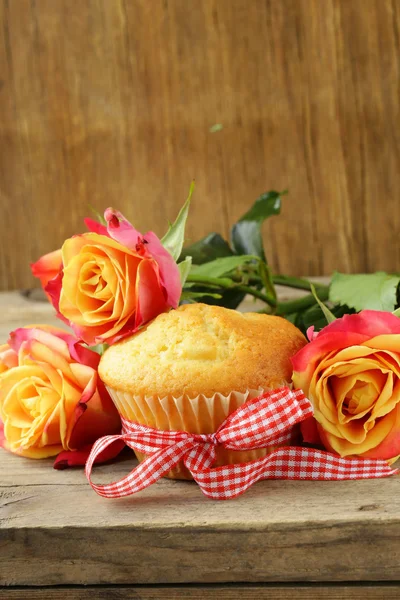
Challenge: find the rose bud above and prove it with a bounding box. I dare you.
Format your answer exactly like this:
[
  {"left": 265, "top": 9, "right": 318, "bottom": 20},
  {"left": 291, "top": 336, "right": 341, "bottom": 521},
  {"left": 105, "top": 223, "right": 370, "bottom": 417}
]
[
  {"left": 0, "top": 326, "right": 121, "bottom": 464},
  {"left": 292, "top": 310, "right": 400, "bottom": 461}
]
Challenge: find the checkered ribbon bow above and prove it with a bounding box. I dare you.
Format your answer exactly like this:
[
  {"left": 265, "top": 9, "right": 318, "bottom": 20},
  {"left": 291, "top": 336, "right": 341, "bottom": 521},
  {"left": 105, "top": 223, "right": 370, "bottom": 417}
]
[{"left": 86, "top": 387, "right": 398, "bottom": 500}]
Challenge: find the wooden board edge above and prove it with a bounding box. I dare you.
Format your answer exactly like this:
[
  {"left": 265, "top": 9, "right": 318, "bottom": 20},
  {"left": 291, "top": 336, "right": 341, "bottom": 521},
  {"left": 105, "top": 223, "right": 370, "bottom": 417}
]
[{"left": 0, "top": 584, "right": 399, "bottom": 599}]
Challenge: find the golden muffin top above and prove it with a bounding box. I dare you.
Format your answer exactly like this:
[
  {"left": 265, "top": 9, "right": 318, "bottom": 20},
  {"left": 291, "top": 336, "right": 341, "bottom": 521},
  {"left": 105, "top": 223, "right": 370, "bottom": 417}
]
[{"left": 99, "top": 303, "right": 306, "bottom": 397}]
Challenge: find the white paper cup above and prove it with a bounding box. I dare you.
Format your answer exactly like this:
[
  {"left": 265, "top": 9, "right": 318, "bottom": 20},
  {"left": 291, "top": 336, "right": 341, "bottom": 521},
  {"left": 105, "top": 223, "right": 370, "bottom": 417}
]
[{"left": 106, "top": 386, "right": 290, "bottom": 480}]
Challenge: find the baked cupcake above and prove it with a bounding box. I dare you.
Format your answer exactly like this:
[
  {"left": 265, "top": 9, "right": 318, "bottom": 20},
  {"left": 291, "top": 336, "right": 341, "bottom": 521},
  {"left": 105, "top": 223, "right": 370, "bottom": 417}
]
[{"left": 99, "top": 303, "right": 306, "bottom": 479}]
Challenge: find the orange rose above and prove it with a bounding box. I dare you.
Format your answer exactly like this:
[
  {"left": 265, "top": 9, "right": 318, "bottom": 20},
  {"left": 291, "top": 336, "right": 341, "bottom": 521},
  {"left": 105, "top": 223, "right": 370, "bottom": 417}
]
[
  {"left": 32, "top": 209, "right": 181, "bottom": 345},
  {"left": 0, "top": 326, "right": 121, "bottom": 465},
  {"left": 292, "top": 311, "right": 400, "bottom": 461}
]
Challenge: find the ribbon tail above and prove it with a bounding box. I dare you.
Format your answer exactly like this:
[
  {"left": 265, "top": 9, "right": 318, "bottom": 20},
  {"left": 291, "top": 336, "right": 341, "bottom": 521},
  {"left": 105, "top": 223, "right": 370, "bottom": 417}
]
[
  {"left": 188, "top": 447, "right": 399, "bottom": 501},
  {"left": 86, "top": 436, "right": 195, "bottom": 498},
  {"left": 259, "top": 447, "right": 399, "bottom": 481},
  {"left": 54, "top": 438, "right": 125, "bottom": 469}
]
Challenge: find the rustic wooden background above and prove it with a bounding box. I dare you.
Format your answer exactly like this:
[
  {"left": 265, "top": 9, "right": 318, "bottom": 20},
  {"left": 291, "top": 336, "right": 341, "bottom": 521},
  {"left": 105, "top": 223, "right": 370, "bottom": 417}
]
[{"left": 1, "top": 0, "right": 399, "bottom": 290}]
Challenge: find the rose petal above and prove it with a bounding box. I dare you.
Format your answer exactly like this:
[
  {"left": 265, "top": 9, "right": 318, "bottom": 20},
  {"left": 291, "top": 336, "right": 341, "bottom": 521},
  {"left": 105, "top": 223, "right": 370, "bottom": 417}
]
[
  {"left": 104, "top": 208, "right": 142, "bottom": 249},
  {"left": 322, "top": 406, "right": 399, "bottom": 457},
  {"left": 363, "top": 334, "right": 400, "bottom": 353},
  {"left": 53, "top": 439, "right": 125, "bottom": 469},
  {"left": 104, "top": 208, "right": 181, "bottom": 308},
  {"left": 360, "top": 402, "right": 400, "bottom": 460},
  {"left": 2, "top": 438, "right": 64, "bottom": 459},
  {"left": 142, "top": 232, "right": 182, "bottom": 308},
  {"left": 292, "top": 331, "right": 369, "bottom": 378},
  {"left": 300, "top": 416, "right": 322, "bottom": 445},
  {"left": 316, "top": 310, "right": 400, "bottom": 338},
  {"left": 135, "top": 258, "right": 169, "bottom": 327},
  {"left": 84, "top": 217, "right": 109, "bottom": 237},
  {"left": 31, "top": 249, "right": 63, "bottom": 290},
  {"left": 306, "top": 326, "right": 318, "bottom": 341},
  {"left": 0, "top": 344, "right": 18, "bottom": 373},
  {"left": 67, "top": 377, "right": 121, "bottom": 450},
  {"left": 45, "top": 271, "right": 70, "bottom": 326},
  {"left": 9, "top": 327, "right": 71, "bottom": 360}
]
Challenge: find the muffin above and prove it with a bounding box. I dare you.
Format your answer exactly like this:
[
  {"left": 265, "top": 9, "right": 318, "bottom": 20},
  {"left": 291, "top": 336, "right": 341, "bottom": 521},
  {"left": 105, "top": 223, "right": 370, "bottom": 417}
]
[{"left": 99, "top": 303, "right": 306, "bottom": 479}]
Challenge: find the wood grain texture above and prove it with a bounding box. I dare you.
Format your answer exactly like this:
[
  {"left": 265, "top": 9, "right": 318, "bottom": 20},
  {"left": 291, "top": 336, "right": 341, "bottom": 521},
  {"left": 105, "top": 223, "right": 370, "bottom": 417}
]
[
  {"left": 0, "top": 0, "right": 400, "bottom": 290},
  {"left": 1, "top": 450, "right": 400, "bottom": 586},
  {"left": 0, "top": 585, "right": 400, "bottom": 599}
]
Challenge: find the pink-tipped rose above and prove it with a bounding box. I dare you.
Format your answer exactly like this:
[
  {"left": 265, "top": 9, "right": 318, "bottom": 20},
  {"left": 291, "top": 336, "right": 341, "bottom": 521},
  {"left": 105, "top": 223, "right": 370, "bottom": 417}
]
[
  {"left": 292, "top": 310, "right": 400, "bottom": 461},
  {"left": 31, "top": 209, "right": 181, "bottom": 345},
  {"left": 0, "top": 326, "right": 121, "bottom": 465}
]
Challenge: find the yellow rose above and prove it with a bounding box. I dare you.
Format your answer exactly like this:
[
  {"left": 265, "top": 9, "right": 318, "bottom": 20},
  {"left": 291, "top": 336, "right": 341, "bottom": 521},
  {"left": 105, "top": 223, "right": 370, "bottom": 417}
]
[{"left": 0, "top": 326, "right": 120, "bottom": 462}]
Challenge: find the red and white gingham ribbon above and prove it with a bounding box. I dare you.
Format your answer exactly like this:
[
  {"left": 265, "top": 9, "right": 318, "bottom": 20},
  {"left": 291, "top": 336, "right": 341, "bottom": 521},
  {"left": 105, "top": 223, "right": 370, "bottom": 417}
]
[{"left": 85, "top": 387, "right": 398, "bottom": 500}]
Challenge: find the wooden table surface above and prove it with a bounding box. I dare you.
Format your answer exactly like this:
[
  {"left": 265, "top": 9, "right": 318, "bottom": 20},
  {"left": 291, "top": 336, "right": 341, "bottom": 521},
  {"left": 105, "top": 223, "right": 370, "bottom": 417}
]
[{"left": 1, "top": 289, "right": 400, "bottom": 599}]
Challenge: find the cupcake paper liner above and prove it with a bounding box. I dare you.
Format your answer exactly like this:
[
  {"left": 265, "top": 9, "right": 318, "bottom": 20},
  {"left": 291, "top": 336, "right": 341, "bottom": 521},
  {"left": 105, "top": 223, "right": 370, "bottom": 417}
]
[{"left": 106, "top": 386, "right": 287, "bottom": 480}]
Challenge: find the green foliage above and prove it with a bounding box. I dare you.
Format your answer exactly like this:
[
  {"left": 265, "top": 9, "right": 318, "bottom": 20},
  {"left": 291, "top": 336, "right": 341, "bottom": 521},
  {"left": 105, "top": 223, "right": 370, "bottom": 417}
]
[
  {"left": 177, "top": 256, "right": 192, "bottom": 286},
  {"left": 181, "top": 291, "right": 223, "bottom": 302},
  {"left": 295, "top": 304, "right": 355, "bottom": 336},
  {"left": 311, "top": 284, "right": 336, "bottom": 324},
  {"left": 190, "top": 255, "right": 257, "bottom": 279},
  {"left": 329, "top": 272, "right": 400, "bottom": 312},
  {"left": 177, "top": 187, "right": 399, "bottom": 330},
  {"left": 87, "top": 343, "right": 109, "bottom": 355},
  {"left": 230, "top": 190, "right": 283, "bottom": 260},
  {"left": 180, "top": 233, "right": 233, "bottom": 264}
]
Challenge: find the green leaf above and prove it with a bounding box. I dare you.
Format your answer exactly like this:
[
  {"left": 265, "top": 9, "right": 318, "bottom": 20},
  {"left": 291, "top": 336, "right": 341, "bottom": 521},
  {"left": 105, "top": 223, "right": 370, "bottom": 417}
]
[
  {"left": 329, "top": 272, "right": 400, "bottom": 312},
  {"left": 184, "top": 287, "right": 246, "bottom": 310},
  {"left": 177, "top": 256, "right": 192, "bottom": 287},
  {"left": 231, "top": 191, "right": 286, "bottom": 262},
  {"left": 294, "top": 304, "right": 354, "bottom": 336},
  {"left": 161, "top": 181, "right": 195, "bottom": 261},
  {"left": 230, "top": 190, "right": 284, "bottom": 260},
  {"left": 180, "top": 233, "right": 233, "bottom": 264},
  {"left": 311, "top": 284, "right": 336, "bottom": 324},
  {"left": 190, "top": 255, "right": 256, "bottom": 279},
  {"left": 393, "top": 306, "right": 400, "bottom": 317}
]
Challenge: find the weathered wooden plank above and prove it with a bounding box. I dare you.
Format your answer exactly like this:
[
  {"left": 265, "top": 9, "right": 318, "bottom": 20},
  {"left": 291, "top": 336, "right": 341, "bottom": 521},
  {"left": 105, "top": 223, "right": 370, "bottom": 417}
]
[
  {"left": 1, "top": 450, "right": 400, "bottom": 586},
  {"left": 0, "top": 292, "right": 64, "bottom": 341},
  {"left": 0, "top": 585, "right": 399, "bottom": 599},
  {"left": 1, "top": 1, "right": 400, "bottom": 290}
]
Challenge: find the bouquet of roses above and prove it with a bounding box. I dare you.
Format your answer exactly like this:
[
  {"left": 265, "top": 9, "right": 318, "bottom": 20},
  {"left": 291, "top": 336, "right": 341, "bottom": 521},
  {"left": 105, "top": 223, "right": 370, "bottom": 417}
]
[{"left": 1, "top": 185, "right": 399, "bottom": 498}]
